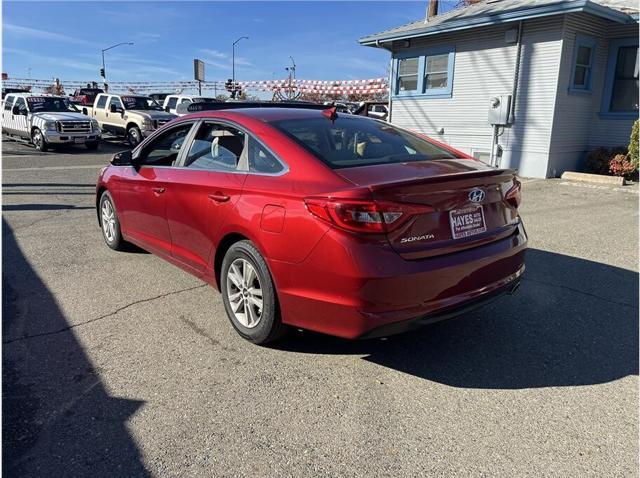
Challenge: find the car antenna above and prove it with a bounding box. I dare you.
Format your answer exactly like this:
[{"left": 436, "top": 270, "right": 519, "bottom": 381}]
[{"left": 322, "top": 106, "right": 338, "bottom": 121}]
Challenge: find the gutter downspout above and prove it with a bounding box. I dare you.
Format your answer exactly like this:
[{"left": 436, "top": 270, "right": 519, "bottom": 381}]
[{"left": 509, "top": 21, "right": 524, "bottom": 124}]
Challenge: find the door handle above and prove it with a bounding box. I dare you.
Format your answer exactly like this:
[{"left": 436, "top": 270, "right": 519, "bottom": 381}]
[
  {"left": 208, "top": 192, "right": 230, "bottom": 203},
  {"left": 152, "top": 187, "right": 166, "bottom": 195}
]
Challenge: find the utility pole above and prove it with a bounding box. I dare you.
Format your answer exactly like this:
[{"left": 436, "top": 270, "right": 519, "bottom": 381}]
[
  {"left": 101, "top": 42, "right": 134, "bottom": 91},
  {"left": 232, "top": 36, "right": 249, "bottom": 96}
]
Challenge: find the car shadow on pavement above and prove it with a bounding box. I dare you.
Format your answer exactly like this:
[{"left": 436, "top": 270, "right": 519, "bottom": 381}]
[
  {"left": 276, "top": 248, "right": 639, "bottom": 389},
  {"left": 2, "top": 219, "right": 149, "bottom": 477}
]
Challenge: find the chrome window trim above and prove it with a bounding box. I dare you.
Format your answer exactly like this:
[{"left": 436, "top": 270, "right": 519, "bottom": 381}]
[{"left": 135, "top": 120, "right": 199, "bottom": 170}]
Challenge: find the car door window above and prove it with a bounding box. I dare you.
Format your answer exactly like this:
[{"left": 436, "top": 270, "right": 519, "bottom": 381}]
[
  {"left": 139, "top": 123, "right": 194, "bottom": 167},
  {"left": 13, "top": 98, "right": 27, "bottom": 114},
  {"left": 109, "top": 96, "right": 123, "bottom": 111},
  {"left": 96, "top": 95, "right": 108, "bottom": 109},
  {"left": 180, "top": 98, "right": 191, "bottom": 105},
  {"left": 184, "top": 122, "right": 246, "bottom": 171},
  {"left": 248, "top": 137, "right": 285, "bottom": 174},
  {"left": 4, "top": 96, "right": 14, "bottom": 110}
]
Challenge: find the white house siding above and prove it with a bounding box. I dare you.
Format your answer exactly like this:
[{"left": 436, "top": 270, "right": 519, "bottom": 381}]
[
  {"left": 389, "top": 17, "right": 564, "bottom": 178},
  {"left": 549, "top": 13, "right": 638, "bottom": 176}
]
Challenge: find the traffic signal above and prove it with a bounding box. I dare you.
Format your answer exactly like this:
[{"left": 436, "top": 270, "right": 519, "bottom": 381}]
[
  {"left": 225, "top": 79, "right": 233, "bottom": 92},
  {"left": 100, "top": 68, "right": 105, "bottom": 78}
]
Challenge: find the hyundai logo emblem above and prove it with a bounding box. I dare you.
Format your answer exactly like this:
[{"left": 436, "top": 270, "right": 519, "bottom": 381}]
[{"left": 468, "top": 188, "right": 485, "bottom": 203}]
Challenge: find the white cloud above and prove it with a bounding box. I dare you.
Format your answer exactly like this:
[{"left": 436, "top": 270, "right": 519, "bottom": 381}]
[
  {"left": 199, "top": 48, "right": 228, "bottom": 60},
  {"left": 4, "top": 23, "right": 98, "bottom": 47}
]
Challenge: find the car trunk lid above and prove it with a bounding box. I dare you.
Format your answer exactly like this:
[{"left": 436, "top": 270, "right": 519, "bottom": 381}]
[{"left": 336, "top": 159, "right": 521, "bottom": 259}]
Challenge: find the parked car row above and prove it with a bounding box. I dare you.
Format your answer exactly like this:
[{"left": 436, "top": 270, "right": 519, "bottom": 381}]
[{"left": 1, "top": 90, "right": 387, "bottom": 152}]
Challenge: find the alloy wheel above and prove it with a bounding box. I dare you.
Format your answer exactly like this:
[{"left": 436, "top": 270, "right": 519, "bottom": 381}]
[
  {"left": 101, "top": 199, "right": 116, "bottom": 243},
  {"left": 226, "top": 258, "right": 263, "bottom": 328}
]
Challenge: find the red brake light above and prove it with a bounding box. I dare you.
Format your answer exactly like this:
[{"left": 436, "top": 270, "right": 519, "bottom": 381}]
[
  {"left": 505, "top": 180, "right": 522, "bottom": 208},
  {"left": 304, "top": 198, "right": 432, "bottom": 234}
]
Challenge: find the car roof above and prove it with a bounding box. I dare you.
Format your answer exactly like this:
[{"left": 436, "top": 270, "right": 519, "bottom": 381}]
[{"left": 183, "top": 107, "right": 361, "bottom": 124}]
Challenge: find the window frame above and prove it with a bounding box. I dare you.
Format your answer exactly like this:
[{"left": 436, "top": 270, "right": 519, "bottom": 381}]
[
  {"left": 392, "top": 45, "right": 455, "bottom": 99},
  {"left": 136, "top": 121, "right": 198, "bottom": 169},
  {"left": 600, "top": 37, "right": 639, "bottom": 119},
  {"left": 175, "top": 119, "right": 289, "bottom": 177},
  {"left": 569, "top": 33, "right": 597, "bottom": 94}
]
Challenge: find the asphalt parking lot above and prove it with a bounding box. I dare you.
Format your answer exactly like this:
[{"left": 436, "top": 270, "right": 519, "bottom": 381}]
[{"left": 2, "top": 138, "right": 638, "bottom": 477}]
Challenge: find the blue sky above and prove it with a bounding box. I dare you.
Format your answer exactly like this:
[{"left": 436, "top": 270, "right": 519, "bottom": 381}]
[{"left": 2, "top": 1, "right": 458, "bottom": 83}]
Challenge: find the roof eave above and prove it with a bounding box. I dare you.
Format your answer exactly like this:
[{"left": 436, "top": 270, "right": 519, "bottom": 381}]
[{"left": 359, "top": 0, "right": 636, "bottom": 47}]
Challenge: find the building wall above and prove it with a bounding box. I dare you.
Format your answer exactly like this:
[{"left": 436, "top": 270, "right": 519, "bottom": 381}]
[
  {"left": 549, "top": 13, "right": 638, "bottom": 177},
  {"left": 389, "top": 17, "right": 565, "bottom": 178}
]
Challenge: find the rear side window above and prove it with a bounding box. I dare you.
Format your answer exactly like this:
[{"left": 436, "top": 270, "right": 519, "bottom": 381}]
[
  {"left": 272, "top": 116, "right": 457, "bottom": 169},
  {"left": 4, "top": 96, "right": 14, "bottom": 110},
  {"left": 184, "top": 122, "right": 246, "bottom": 171},
  {"left": 96, "top": 95, "right": 108, "bottom": 108},
  {"left": 248, "top": 138, "right": 284, "bottom": 174},
  {"left": 166, "top": 97, "right": 178, "bottom": 109}
]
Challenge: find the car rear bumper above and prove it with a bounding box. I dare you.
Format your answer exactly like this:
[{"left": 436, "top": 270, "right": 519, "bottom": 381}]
[{"left": 269, "top": 222, "right": 527, "bottom": 339}]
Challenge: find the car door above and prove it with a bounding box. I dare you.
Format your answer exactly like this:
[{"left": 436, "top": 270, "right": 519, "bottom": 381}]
[
  {"left": 12, "top": 97, "right": 29, "bottom": 138},
  {"left": 93, "top": 94, "right": 108, "bottom": 129},
  {"left": 2, "top": 95, "right": 15, "bottom": 134},
  {"left": 113, "top": 121, "right": 196, "bottom": 256},
  {"left": 165, "top": 120, "right": 248, "bottom": 273},
  {"left": 104, "top": 96, "right": 125, "bottom": 135}
]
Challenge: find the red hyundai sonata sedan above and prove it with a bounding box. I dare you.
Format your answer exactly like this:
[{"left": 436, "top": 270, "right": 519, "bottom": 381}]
[{"left": 96, "top": 105, "right": 526, "bottom": 344}]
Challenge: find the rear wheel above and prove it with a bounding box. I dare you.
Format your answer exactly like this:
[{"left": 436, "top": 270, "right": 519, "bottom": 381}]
[
  {"left": 127, "top": 126, "right": 142, "bottom": 147},
  {"left": 99, "top": 191, "right": 126, "bottom": 251},
  {"left": 31, "top": 128, "right": 49, "bottom": 152},
  {"left": 221, "top": 240, "right": 287, "bottom": 344}
]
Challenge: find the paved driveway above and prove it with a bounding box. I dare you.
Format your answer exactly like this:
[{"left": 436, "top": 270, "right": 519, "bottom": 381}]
[{"left": 3, "top": 140, "right": 638, "bottom": 477}]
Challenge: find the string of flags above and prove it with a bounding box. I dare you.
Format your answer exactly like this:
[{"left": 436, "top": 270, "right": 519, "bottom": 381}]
[{"left": 2, "top": 77, "right": 389, "bottom": 95}]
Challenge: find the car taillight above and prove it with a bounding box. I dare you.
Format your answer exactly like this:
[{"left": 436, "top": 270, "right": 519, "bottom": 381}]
[
  {"left": 505, "top": 180, "right": 522, "bottom": 208},
  {"left": 304, "top": 198, "right": 432, "bottom": 234}
]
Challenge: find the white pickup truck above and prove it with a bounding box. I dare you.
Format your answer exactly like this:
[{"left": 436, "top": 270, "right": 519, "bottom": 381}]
[
  {"left": 163, "top": 95, "right": 219, "bottom": 116},
  {"left": 79, "top": 93, "right": 177, "bottom": 146},
  {"left": 2, "top": 94, "right": 101, "bottom": 151}
]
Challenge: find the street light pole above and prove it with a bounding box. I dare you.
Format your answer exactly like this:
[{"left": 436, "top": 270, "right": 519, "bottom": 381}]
[
  {"left": 232, "top": 36, "right": 249, "bottom": 96},
  {"left": 101, "top": 42, "right": 134, "bottom": 91}
]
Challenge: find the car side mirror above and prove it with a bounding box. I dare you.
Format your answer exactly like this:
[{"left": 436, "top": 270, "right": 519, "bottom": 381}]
[
  {"left": 11, "top": 105, "right": 20, "bottom": 115},
  {"left": 111, "top": 150, "right": 133, "bottom": 166},
  {"left": 110, "top": 104, "right": 118, "bottom": 113},
  {"left": 164, "top": 106, "right": 170, "bottom": 112}
]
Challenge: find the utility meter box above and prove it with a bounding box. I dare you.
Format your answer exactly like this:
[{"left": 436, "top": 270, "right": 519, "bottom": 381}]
[{"left": 488, "top": 94, "right": 512, "bottom": 125}]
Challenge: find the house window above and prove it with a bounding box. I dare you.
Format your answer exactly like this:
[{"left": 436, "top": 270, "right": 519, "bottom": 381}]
[
  {"left": 397, "top": 57, "right": 419, "bottom": 93},
  {"left": 425, "top": 53, "right": 449, "bottom": 90},
  {"left": 394, "top": 46, "right": 455, "bottom": 99},
  {"left": 610, "top": 46, "right": 639, "bottom": 112},
  {"left": 570, "top": 34, "right": 596, "bottom": 92},
  {"left": 601, "top": 38, "right": 639, "bottom": 117}
]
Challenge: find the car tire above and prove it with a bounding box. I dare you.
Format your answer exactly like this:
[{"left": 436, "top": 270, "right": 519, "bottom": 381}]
[
  {"left": 127, "top": 126, "right": 142, "bottom": 147},
  {"left": 99, "top": 191, "right": 126, "bottom": 251},
  {"left": 221, "top": 240, "right": 288, "bottom": 344},
  {"left": 31, "top": 128, "right": 49, "bottom": 152},
  {"left": 85, "top": 141, "right": 99, "bottom": 151}
]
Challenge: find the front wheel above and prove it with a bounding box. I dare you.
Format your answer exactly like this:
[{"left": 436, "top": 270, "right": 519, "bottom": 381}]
[
  {"left": 31, "top": 128, "right": 49, "bottom": 152},
  {"left": 221, "top": 240, "right": 287, "bottom": 344},
  {"left": 127, "top": 126, "right": 142, "bottom": 147},
  {"left": 99, "top": 191, "right": 126, "bottom": 251}
]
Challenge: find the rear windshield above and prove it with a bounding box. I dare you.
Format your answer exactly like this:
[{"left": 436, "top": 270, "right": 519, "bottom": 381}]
[{"left": 271, "top": 116, "right": 457, "bottom": 169}]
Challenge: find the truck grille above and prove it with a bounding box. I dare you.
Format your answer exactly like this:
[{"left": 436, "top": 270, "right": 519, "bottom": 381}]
[{"left": 57, "top": 121, "right": 91, "bottom": 133}]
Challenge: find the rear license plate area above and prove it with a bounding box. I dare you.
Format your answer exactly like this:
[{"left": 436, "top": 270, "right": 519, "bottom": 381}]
[{"left": 449, "top": 205, "right": 487, "bottom": 239}]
